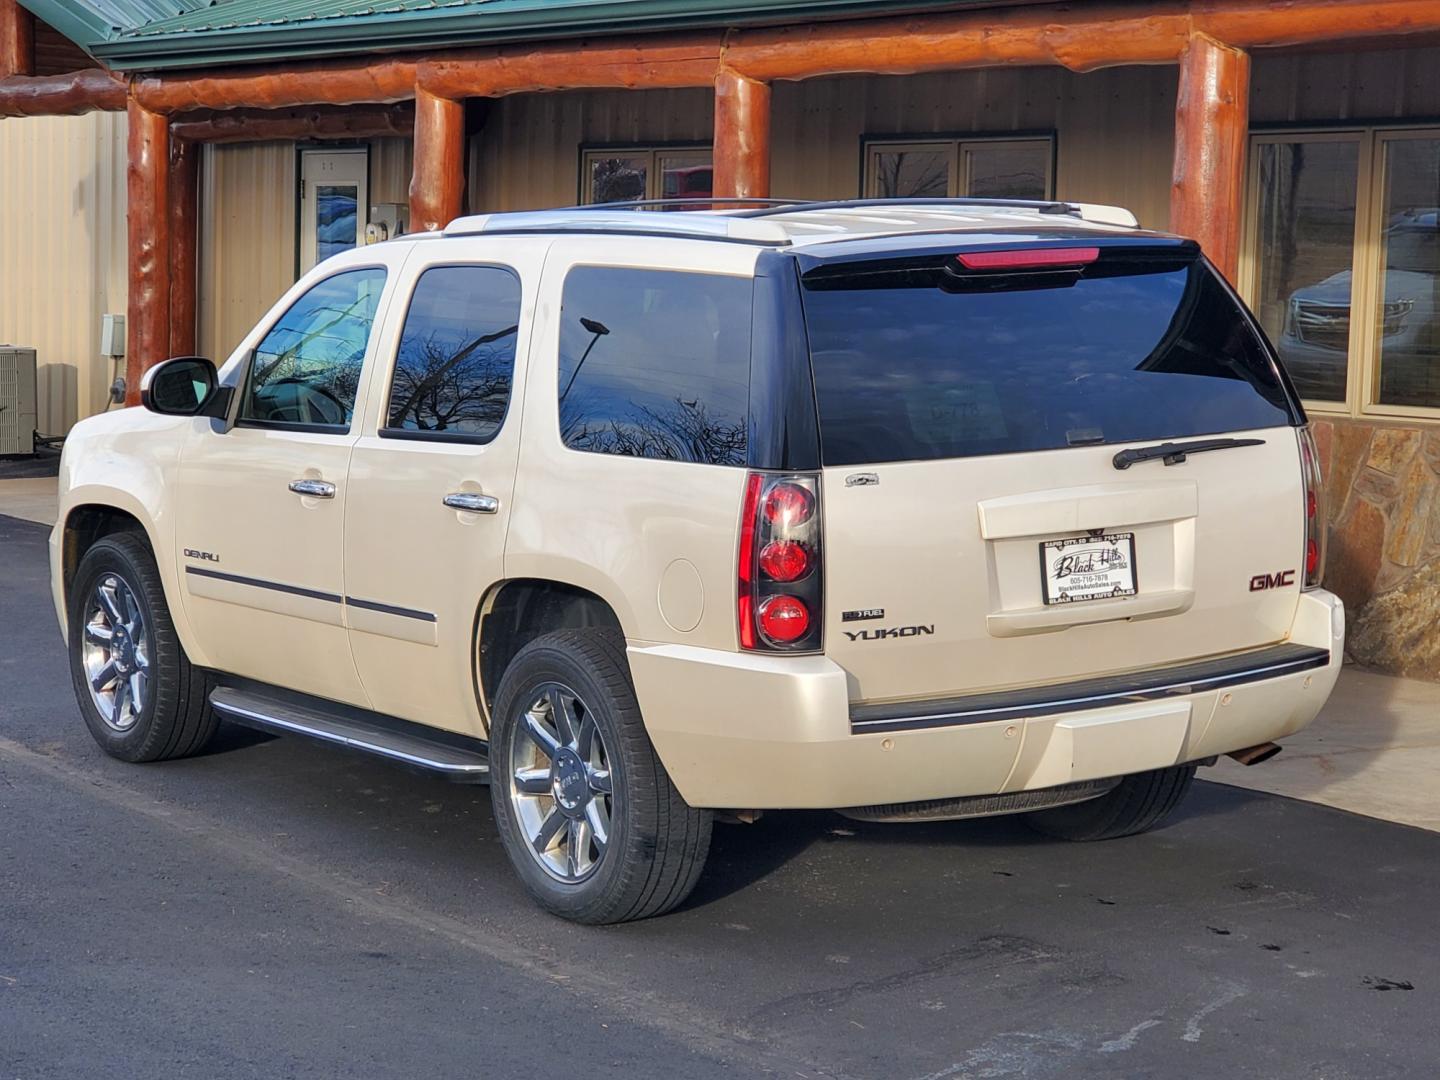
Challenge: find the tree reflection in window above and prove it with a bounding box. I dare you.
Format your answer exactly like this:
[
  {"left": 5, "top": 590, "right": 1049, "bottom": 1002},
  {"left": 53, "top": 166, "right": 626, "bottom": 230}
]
[
  {"left": 385, "top": 266, "right": 521, "bottom": 440},
  {"left": 558, "top": 267, "right": 752, "bottom": 467}
]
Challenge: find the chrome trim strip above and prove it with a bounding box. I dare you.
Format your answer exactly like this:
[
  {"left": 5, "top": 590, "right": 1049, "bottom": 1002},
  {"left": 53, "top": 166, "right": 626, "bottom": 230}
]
[
  {"left": 344, "top": 596, "right": 438, "bottom": 623},
  {"left": 851, "top": 646, "right": 1330, "bottom": 735},
  {"left": 210, "top": 697, "right": 489, "bottom": 777},
  {"left": 184, "top": 565, "right": 342, "bottom": 605}
]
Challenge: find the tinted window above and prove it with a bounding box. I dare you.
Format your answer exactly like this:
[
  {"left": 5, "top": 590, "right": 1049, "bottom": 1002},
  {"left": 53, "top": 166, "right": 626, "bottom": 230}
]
[
  {"left": 241, "top": 268, "right": 387, "bottom": 429},
  {"left": 558, "top": 267, "right": 751, "bottom": 466},
  {"left": 385, "top": 266, "right": 522, "bottom": 440},
  {"left": 802, "top": 254, "right": 1295, "bottom": 466}
]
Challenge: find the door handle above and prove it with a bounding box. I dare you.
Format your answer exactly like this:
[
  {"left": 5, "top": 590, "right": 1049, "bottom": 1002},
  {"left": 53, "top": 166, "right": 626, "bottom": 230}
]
[
  {"left": 443, "top": 492, "right": 499, "bottom": 514},
  {"left": 289, "top": 479, "right": 336, "bottom": 499}
]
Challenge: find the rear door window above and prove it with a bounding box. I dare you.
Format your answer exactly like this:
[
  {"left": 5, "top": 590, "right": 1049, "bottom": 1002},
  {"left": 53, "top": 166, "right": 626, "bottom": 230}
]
[
  {"left": 800, "top": 252, "right": 1297, "bottom": 467},
  {"left": 557, "top": 266, "right": 752, "bottom": 467}
]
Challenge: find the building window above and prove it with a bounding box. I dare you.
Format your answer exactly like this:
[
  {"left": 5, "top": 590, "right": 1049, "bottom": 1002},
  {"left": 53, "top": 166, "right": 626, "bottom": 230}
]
[
  {"left": 863, "top": 137, "right": 1054, "bottom": 201},
  {"left": 581, "top": 147, "right": 713, "bottom": 205},
  {"left": 1245, "top": 127, "right": 1440, "bottom": 417}
]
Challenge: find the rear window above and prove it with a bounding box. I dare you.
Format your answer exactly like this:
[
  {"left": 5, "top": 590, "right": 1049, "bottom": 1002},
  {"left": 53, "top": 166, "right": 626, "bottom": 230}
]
[{"left": 800, "top": 252, "right": 1296, "bottom": 466}]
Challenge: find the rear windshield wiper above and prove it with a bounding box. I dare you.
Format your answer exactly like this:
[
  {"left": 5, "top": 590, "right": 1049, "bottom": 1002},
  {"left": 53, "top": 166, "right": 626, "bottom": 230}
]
[{"left": 1112, "top": 437, "right": 1265, "bottom": 470}]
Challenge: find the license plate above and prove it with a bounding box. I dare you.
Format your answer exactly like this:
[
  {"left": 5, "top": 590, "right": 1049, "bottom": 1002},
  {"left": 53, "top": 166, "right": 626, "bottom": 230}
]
[{"left": 1040, "top": 532, "right": 1137, "bottom": 606}]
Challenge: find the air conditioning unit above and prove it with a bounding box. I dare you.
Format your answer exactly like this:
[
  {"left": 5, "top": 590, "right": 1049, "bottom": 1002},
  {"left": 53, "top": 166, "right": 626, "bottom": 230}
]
[{"left": 0, "top": 346, "right": 38, "bottom": 456}]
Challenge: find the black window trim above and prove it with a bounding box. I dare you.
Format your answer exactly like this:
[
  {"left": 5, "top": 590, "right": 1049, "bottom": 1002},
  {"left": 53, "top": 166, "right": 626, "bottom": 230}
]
[
  {"left": 235, "top": 263, "right": 390, "bottom": 437},
  {"left": 556, "top": 261, "right": 756, "bottom": 469},
  {"left": 377, "top": 260, "right": 524, "bottom": 447}
]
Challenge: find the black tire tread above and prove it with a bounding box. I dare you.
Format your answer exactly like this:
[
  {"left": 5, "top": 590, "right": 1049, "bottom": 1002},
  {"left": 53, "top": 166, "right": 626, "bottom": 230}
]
[
  {"left": 1022, "top": 765, "right": 1196, "bottom": 842},
  {"left": 69, "top": 530, "right": 218, "bottom": 763}
]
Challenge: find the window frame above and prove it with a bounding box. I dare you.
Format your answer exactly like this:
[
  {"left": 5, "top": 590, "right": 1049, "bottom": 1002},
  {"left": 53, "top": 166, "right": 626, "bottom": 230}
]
[
  {"left": 578, "top": 142, "right": 714, "bottom": 205},
  {"left": 1241, "top": 122, "right": 1440, "bottom": 422},
  {"left": 377, "top": 261, "right": 525, "bottom": 446},
  {"left": 860, "top": 132, "right": 1057, "bottom": 201},
  {"left": 235, "top": 264, "right": 390, "bottom": 436}
]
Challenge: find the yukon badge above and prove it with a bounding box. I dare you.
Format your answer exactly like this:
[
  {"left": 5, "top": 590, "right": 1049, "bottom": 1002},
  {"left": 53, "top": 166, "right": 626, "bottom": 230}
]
[
  {"left": 844, "top": 625, "right": 935, "bottom": 641},
  {"left": 1249, "top": 569, "right": 1296, "bottom": 592}
]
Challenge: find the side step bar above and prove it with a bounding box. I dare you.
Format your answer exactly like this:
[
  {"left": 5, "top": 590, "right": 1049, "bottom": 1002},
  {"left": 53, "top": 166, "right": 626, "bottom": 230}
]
[{"left": 210, "top": 685, "right": 491, "bottom": 784}]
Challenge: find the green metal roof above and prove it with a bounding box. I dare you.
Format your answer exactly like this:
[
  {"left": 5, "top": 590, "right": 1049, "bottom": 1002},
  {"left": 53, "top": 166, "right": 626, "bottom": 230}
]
[{"left": 21, "top": 0, "right": 997, "bottom": 72}]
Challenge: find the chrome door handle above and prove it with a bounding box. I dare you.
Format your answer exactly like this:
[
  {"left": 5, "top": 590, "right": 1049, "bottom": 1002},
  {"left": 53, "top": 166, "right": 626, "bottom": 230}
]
[
  {"left": 288, "top": 479, "right": 336, "bottom": 499},
  {"left": 443, "top": 492, "right": 499, "bottom": 514}
]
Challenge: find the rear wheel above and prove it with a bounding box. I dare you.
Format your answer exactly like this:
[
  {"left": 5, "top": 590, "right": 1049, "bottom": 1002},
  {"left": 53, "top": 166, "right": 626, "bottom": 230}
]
[
  {"left": 489, "top": 629, "right": 712, "bottom": 924},
  {"left": 1021, "top": 765, "right": 1196, "bottom": 841},
  {"left": 68, "top": 532, "right": 217, "bottom": 763}
]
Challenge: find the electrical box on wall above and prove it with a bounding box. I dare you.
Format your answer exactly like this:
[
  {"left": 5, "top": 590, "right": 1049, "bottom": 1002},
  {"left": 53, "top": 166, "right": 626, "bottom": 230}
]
[
  {"left": 0, "top": 347, "right": 38, "bottom": 455},
  {"left": 100, "top": 313, "right": 126, "bottom": 357},
  {"left": 365, "top": 203, "right": 410, "bottom": 244}
]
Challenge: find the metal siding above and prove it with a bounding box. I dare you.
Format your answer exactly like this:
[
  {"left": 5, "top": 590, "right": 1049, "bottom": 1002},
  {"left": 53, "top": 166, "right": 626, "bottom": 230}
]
[
  {"left": 0, "top": 111, "right": 128, "bottom": 435},
  {"left": 1252, "top": 45, "right": 1440, "bottom": 123}
]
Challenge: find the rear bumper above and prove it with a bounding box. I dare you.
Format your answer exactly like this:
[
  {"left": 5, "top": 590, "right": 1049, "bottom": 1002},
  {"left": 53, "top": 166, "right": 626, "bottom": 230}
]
[{"left": 630, "top": 589, "right": 1345, "bottom": 810}]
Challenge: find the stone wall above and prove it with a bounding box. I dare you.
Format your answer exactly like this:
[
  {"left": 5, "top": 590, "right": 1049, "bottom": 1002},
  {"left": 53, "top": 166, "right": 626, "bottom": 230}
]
[{"left": 1312, "top": 418, "right": 1440, "bottom": 680}]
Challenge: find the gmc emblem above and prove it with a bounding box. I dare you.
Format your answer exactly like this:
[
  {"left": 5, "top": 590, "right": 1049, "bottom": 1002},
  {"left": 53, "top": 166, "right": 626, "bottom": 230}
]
[{"left": 1249, "top": 570, "right": 1296, "bottom": 592}]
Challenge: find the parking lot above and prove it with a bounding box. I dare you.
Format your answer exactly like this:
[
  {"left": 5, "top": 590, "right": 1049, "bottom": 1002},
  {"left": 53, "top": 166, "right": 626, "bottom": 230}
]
[{"left": 2, "top": 511, "right": 1436, "bottom": 1079}]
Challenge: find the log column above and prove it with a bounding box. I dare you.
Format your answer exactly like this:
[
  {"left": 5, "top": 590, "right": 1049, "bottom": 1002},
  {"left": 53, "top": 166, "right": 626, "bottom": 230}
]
[
  {"left": 126, "top": 97, "right": 171, "bottom": 404},
  {"left": 0, "top": 0, "right": 34, "bottom": 79},
  {"left": 410, "top": 85, "right": 465, "bottom": 232},
  {"left": 168, "top": 135, "right": 200, "bottom": 358},
  {"left": 712, "top": 70, "right": 770, "bottom": 200},
  {"left": 1170, "top": 33, "right": 1250, "bottom": 282}
]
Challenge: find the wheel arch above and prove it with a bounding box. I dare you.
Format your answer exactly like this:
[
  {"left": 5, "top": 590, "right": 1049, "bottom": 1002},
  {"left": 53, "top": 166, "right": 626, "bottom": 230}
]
[{"left": 476, "top": 578, "right": 625, "bottom": 720}]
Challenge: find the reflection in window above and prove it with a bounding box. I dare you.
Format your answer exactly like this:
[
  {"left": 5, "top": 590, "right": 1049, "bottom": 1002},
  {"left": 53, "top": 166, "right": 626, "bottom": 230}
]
[
  {"left": 1374, "top": 138, "right": 1440, "bottom": 409},
  {"left": 865, "top": 138, "right": 1052, "bottom": 201},
  {"left": 584, "top": 147, "right": 713, "bottom": 205},
  {"left": 558, "top": 267, "right": 752, "bottom": 466},
  {"left": 1252, "top": 139, "right": 1359, "bottom": 403},
  {"left": 316, "top": 185, "right": 360, "bottom": 261},
  {"left": 385, "top": 266, "right": 521, "bottom": 440},
  {"left": 242, "top": 268, "right": 387, "bottom": 428}
]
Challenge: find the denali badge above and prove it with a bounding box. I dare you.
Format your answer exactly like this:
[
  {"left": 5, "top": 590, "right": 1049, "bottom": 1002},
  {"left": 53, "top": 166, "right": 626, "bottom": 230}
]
[
  {"left": 844, "top": 625, "right": 934, "bottom": 641},
  {"left": 1249, "top": 570, "right": 1296, "bottom": 592},
  {"left": 842, "top": 608, "right": 885, "bottom": 623},
  {"left": 183, "top": 548, "right": 221, "bottom": 563}
]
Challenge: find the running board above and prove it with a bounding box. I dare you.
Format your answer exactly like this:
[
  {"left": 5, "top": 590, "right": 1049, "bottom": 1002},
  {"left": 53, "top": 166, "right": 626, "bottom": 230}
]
[{"left": 209, "top": 684, "right": 491, "bottom": 783}]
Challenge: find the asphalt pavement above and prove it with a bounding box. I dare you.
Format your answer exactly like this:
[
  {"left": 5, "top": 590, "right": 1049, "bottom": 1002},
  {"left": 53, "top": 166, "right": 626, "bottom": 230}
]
[{"left": 2, "top": 512, "right": 1437, "bottom": 1079}]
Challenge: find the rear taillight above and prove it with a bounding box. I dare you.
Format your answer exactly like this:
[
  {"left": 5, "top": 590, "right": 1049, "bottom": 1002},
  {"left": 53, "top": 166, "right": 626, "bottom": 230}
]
[
  {"left": 738, "top": 472, "right": 823, "bottom": 652},
  {"left": 1298, "top": 426, "right": 1326, "bottom": 590}
]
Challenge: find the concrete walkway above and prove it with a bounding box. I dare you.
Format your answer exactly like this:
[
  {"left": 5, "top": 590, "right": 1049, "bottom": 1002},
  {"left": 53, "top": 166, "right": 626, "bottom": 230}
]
[
  {"left": 2, "top": 479, "right": 1434, "bottom": 832},
  {"left": 0, "top": 476, "right": 57, "bottom": 526}
]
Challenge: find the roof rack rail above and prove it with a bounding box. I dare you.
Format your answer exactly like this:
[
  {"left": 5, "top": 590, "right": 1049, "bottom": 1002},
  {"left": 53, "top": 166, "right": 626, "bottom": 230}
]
[
  {"left": 729, "top": 196, "right": 1080, "bottom": 218},
  {"left": 584, "top": 197, "right": 806, "bottom": 210},
  {"left": 443, "top": 208, "right": 793, "bottom": 244}
]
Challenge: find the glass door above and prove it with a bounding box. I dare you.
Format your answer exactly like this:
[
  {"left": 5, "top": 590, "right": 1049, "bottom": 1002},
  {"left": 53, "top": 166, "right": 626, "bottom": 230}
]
[{"left": 300, "top": 149, "right": 369, "bottom": 273}]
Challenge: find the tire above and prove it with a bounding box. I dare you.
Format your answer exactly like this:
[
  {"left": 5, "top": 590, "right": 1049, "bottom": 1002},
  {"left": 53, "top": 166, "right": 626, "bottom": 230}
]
[
  {"left": 1021, "top": 765, "right": 1196, "bottom": 842},
  {"left": 488, "top": 628, "right": 712, "bottom": 924},
  {"left": 67, "top": 531, "right": 218, "bottom": 763}
]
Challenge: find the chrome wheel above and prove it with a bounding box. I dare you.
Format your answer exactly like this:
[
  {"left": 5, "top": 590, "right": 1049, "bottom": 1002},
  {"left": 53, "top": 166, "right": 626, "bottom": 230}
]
[
  {"left": 81, "top": 573, "right": 150, "bottom": 732},
  {"left": 508, "top": 683, "right": 613, "bottom": 883}
]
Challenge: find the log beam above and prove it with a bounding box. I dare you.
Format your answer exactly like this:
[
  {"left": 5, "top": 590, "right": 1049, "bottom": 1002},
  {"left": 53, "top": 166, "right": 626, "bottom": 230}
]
[
  {"left": 0, "top": 0, "right": 34, "bottom": 78},
  {"left": 125, "top": 97, "right": 171, "bottom": 404},
  {"left": 170, "top": 102, "right": 413, "bottom": 143},
  {"left": 1170, "top": 33, "right": 1250, "bottom": 281},
  {"left": 0, "top": 69, "right": 126, "bottom": 116},
  {"left": 712, "top": 70, "right": 770, "bottom": 200},
  {"left": 168, "top": 133, "right": 199, "bottom": 358},
  {"left": 410, "top": 86, "right": 465, "bottom": 232}
]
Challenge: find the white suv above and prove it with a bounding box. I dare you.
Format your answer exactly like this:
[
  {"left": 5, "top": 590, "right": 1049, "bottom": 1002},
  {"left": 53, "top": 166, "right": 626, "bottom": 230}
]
[{"left": 51, "top": 199, "right": 1344, "bottom": 923}]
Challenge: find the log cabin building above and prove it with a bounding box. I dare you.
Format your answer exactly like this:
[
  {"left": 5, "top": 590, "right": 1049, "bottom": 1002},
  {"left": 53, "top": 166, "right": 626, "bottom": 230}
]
[{"left": 1, "top": 0, "right": 1437, "bottom": 677}]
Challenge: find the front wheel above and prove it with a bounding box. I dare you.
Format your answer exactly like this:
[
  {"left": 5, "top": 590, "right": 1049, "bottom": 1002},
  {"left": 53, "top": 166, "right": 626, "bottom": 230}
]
[
  {"left": 488, "top": 629, "right": 712, "bottom": 924},
  {"left": 1021, "top": 765, "right": 1196, "bottom": 841}
]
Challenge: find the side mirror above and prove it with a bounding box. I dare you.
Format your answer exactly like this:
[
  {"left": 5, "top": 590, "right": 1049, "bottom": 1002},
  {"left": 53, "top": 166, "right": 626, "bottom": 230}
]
[{"left": 140, "top": 356, "right": 220, "bottom": 416}]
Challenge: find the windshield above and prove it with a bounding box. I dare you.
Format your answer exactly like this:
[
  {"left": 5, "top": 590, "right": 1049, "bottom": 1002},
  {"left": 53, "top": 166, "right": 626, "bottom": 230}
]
[{"left": 800, "top": 251, "right": 1297, "bottom": 466}]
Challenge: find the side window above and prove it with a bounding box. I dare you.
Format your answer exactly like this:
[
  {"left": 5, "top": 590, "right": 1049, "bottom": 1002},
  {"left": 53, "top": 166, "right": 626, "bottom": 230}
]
[
  {"left": 241, "top": 268, "right": 387, "bottom": 430},
  {"left": 558, "top": 267, "right": 752, "bottom": 467},
  {"left": 383, "top": 266, "right": 522, "bottom": 441}
]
